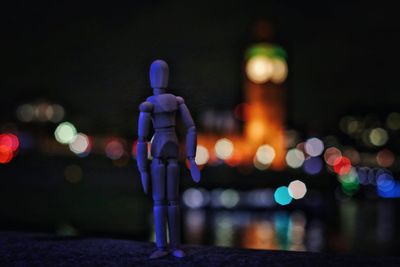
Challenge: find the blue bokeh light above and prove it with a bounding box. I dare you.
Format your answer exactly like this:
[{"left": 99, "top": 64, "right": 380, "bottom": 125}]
[
  {"left": 274, "top": 186, "right": 293, "bottom": 206},
  {"left": 303, "top": 157, "right": 323, "bottom": 175},
  {"left": 378, "top": 181, "right": 400, "bottom": 198},
  {"left": 377, "top": 173, "right": 395, "bottom": 192}
]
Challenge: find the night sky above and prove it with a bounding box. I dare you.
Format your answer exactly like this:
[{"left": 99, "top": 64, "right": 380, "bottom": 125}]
[{"left": 2, "top": 0, "right": 400, "bottom": 135}]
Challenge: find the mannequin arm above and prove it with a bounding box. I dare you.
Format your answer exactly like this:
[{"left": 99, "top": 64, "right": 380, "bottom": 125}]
[
  {"left": 137, "top": 101, "right": 153, "bottom": 194},
  {"left": 177, "top": 96, "right": 200, "bottom": 182}
]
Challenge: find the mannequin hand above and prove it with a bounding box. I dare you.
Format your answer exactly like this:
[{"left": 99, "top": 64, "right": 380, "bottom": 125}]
[
  {"left": 188, "top": 157, "right": 201, "bottom": 183},
  {"left": 140, "top": 171, "right": 149, "bottom": 194}
]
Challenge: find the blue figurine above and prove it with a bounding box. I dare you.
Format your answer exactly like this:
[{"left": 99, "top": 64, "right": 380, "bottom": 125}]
[{"left": 136, "top": 59, "right": 201, "bottom": 259}]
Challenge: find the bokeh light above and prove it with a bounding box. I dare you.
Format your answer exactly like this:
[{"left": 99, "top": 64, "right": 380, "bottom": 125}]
[
  {"left": 376, "top": 173, "right": 395, "bottom": 193},
  {"left": 271, "top": 58, "right": 288, "bottom": 83},
  {"left": 355, "top": 167, "right": 370, "bottom": 185},
  {"left": 69, "top": 133, "right": 91, "bottom": 157},
  {"left": 303, "top": 157, "right": 323, "bottom": 175},
  {"left": 343, "top": 147, "right": 360, "bottom": 165},
  {"left": 246, "top": 55, "right": 274, "bottom": 84},
  {"left": 333, "top": 156, "right": 352, "bottom": 175},
  {"left": 340, "top": 116, "right": 363, "bottom": 135},
  {"left": 339, "top": 167, "right": 359, "bottom": 196},
  {"left": 0, "top": 145, "right": 13, "bottom": 164},
  {"left": 195, "top": 145, "right": 209, "bottom": 165},
  {"left": 386, "top": 112, "right": 400, "bottom": 130},
  {"left": 376, "top": 149, "right": 395, "bottom": 168},
  {"left": 131, "top": 140, "right": 138, "bottom": 158},
  {"left": 220, "top": 189, "right": 240, "bottom": 208},
  {"left": 253, "top": 156, "right": 270, "bottom": 170},
  {"left": 16, "top": 104, "right": 35, "bottom": 122},
  {"left": 285, "top": 148, "right": 305, "bottom": 168},
  {"left": 34, "top": 103, "right": 49, "bottom": 122},
  {"left": 369, "top": 128, "right": 388, "bottom": 146},
  {"left": 214, "top": 213, "right": 234, "bottom": 247},
  {"left": 17, "top": 103, "right": 65, "bottom": 123},
  {"left": 48, "top": 104, "right": 65, "bottom": 123},
  {"left": 305, "top": 137, "right": 324, "bottom": 157},
  {"left": 183, "top": 188, "right": 207, "bottom": 209},
  {"left": 215, "top": 138, "right": 234, "bottom": 160},
  {"left": 274, "top": 186, "right": 292, "bottom": 206},
  {"left": 288, "top": 180, "right": 307, "bottom": 199},
  {"left": 105, "top": 139, "right": 125, "bottom": 160},
  {"left": 377, "top": 180, "right": 400, "bottom": 198},
  {"left": 0, "top": 133, "right": 19, "bottom": 152},
  {"left": 0, "top": 133, "right": 19, "bottom": 164},
  {"left": 54, "top": 122, "right": 77, "bottom": 144},
  {"left": 245, "top": 189, "right": 275, "bottom": 208},
  {"left": 324, "top": 147, "right": 342, "bottom": 166},
  {"left": 255, "top": 144, "right": 275, "bottom": 165}
]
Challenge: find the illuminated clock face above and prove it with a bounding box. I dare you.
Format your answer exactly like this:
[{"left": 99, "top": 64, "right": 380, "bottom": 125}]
[
  {"left": 246, "top": 55, "right": 274, "bottom": 84},
  {"left": 246, "top": 55, "right": 288, "bottom": 84}
]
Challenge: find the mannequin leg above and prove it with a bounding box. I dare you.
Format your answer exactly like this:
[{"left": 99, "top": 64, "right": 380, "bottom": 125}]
[
  {"left": 149, "top": 158, "right": 169, "bottom": 259},
  {"left": 166, "top": 158, "right": 185, "bottom": 257}
]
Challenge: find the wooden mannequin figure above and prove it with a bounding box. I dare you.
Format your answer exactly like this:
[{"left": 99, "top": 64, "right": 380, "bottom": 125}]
[{"left": 136, "top": 59, "right": 201, "bottom": 259}]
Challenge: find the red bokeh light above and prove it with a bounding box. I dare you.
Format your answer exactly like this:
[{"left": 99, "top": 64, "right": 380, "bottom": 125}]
[
  {"left": 333, "top": 156, "right": 352, "bottom": 175},
  {"left": 105, "top": 138, "right": 125, "bottom": 160},
  {"left": 0, "top": 145, "right": 13, "bottom": 164},
  {"left": 0, "top": 133, "right": 19, "bottom": 164},
  {"left": 131, "top": 140, "right": 138, "bottom": 158},
  {"left": 376, "top": 149, "right": 395, "bottom": 168},
  {"left": 0, "top": 133, "right": 19, "bottom": 152}
]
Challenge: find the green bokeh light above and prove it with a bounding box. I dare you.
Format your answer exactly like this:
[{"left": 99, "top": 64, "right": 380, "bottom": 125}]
[
  {"left": 339, "top": 171, "right": 360, "bottom": 196},
  {"left": 54, "top": 122, "right": 77, "bottom": 144},
  {"left": 220, "top": 189, "right": 240, "bottom": 208}
]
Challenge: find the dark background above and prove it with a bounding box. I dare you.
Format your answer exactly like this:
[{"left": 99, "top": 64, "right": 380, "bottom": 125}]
[
  {"left": 2, "top": 1, "right": 400, "bottom": 133},
  {"left": 1, "top": 0, "right": 400, "bottom": 258}
]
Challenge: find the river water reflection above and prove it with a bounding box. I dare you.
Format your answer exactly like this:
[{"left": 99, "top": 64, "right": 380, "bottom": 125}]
[{"left": 176, "top": 199, "right": 400, "bottom": 256}]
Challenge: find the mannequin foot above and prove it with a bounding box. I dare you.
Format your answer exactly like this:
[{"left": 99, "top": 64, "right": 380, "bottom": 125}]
[
  {"left": 171, "top": 248, "right": 185, "bottom": 258},
  {"left": 149, "top": 248, "right": 169, "bottom": 259}
]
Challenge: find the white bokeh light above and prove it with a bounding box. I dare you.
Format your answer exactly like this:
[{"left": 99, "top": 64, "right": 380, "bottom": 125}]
[
  {"left": 305, "top": 137, "right": 324, "bottom": 157},
  {"left": 215, "top": 138, "right": 234, "bottom": 160},
  {"left": 195, "top": 145, "right": 209, "bottom": 165},
  {"left": 183, "top": 188, "right": 205, "bottom": 209},
  {"left": 369, "top": 128, "right": 388, "bottom": 146},
  {"left": 255, "top": 144, "right": 276, "bottom": 165},
  {"left": 69, "top": 133, "right": 91, "bottom": 156},
  {"left": 288, "top": 180, "right": 307, "bottom": 199},
  {"left": 285, "top": 148, "right": 305, "bottom": 168}
]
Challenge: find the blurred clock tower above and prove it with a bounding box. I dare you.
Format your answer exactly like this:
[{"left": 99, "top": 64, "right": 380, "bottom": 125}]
[{"left": 243, "top": 20, "right": 288, "bottom": 170}]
